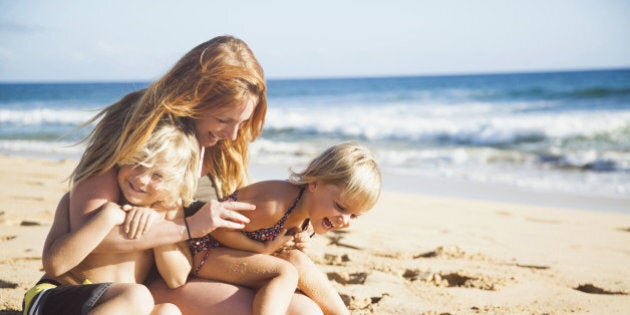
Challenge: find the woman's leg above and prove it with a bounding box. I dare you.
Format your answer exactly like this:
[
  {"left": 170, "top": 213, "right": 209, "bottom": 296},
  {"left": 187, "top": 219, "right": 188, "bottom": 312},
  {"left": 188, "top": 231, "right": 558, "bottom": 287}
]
[
  {"left": 192, "top": 248, "right": 298, "bottom": 315},
  {"left": 149, "top": 277, "right": 323, "bottom": 315},
  {"left": 91, "top": 283, "right": 154, "bottom": 315}
]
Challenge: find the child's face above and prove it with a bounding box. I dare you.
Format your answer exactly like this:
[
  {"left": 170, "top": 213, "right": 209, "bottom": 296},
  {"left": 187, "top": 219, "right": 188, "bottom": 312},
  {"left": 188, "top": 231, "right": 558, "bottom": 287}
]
[
  {"left": 117, "top": 163, "right": 171, "bottom": 207},
  {"left": 307, "top": 182, "right": 368, "bottom": 235}
]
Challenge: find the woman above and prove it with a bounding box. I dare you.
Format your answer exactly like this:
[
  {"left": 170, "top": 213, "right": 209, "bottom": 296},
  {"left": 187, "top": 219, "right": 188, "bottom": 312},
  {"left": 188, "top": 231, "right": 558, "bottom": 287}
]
[{"left": 45, "top": 35, "right": 322, "bottom": 314}]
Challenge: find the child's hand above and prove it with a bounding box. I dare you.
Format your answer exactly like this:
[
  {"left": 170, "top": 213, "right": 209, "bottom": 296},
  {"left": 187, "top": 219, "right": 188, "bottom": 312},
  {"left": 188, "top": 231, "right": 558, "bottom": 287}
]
[
  {"left": 289, "top": 227, "right": 313, "bottom": 253},
  {"left": 122, "top": 205, "right": 160, "bottom": 239},
  {"left": 264, "top": 229, "right": 294, "bottom": 255},
  {"left": 102, "top": 202, "right": 127, "bottom": 226},
  {"left": 280, "top": 221, "right": 314, "bottom": 253}
]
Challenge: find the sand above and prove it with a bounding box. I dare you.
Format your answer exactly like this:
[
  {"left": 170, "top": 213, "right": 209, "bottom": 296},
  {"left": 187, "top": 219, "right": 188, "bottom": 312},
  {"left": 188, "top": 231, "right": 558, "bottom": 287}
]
[{"left": 1, "top": 155, "right": 629, "bottom": 314}]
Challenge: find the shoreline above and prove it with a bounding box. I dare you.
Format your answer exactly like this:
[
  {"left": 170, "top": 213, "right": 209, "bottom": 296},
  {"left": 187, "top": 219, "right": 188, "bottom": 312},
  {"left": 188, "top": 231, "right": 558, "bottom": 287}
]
[
  {"left": 2, "top": 150, "right": 628, "bottom": 215},
  {"left": 1, "top": 155, "right": 629, "bottom": 314},
  {"left": 250, "top": 163, "right": 630, "bottom": 215}
]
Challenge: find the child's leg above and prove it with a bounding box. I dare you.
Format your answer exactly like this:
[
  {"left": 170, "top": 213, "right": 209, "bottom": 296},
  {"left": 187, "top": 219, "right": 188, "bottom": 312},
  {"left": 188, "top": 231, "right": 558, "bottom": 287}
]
[
  {"left": 194, "top": 247, "right": 299, "bottom": 315},
  {"left": 278, "top": 250, "right": 349, "bottom": 315}
]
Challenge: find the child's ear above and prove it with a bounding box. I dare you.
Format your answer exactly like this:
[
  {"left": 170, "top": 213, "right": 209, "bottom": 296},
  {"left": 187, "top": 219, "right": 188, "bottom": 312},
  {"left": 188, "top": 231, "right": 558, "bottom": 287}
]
[{"left": 308, "top": 181, "right": 318, "bottom": 192}]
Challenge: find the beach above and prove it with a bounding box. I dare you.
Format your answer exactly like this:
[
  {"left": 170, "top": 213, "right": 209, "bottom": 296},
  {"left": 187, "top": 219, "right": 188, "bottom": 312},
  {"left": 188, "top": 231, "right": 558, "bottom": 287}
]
[{"left": 1, "top": 155, "right": 628, "bottom": 314}]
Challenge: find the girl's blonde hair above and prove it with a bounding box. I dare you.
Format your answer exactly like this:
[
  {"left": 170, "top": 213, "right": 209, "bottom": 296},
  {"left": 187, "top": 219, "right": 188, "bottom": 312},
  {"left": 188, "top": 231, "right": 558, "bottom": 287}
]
[
  {"left": 71, "top": 35, "right": 267, "bottom": 198},
  {"left": 118, "top": 124, "right": 200, "bottom": 208},
  {"left": 289, "top": 142, "right": 382, "bottom": 211}
]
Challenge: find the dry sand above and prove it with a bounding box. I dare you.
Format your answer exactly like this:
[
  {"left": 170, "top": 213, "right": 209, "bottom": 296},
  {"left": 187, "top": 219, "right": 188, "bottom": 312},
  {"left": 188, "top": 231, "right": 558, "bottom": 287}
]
[{"left": 1, "top": 155, "right": 629, "bottom": 314}]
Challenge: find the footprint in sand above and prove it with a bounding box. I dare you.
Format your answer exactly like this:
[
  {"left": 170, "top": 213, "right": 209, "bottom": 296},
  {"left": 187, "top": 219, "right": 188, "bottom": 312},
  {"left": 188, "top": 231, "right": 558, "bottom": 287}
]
[
  {"left": 326, "top": 230, "right": 362, "bottom": 250},
  {"left": 0, "top": 279, "right": 19, "bottom": 289},
  {"left": 414, "top": 245, "right": 466, "bottom": 259},
  {"left": 340, "top": 293, "right": 389, "bottom": 312},
  {"left": 515, "top": 263, "right": 550, "bottom": 270},
  {"left": 322, "top": 253, "right": 351, "bottom": 266},
  {"left": 402, "top": 268, "right": 428, "bottom": 281},
  {"left": 413, "top": 245, "right": 489, "bottom": 261},
  {"left": 574, "top": 283, "right": 627, "bottom": 295},
  {"left": 327, "top": 271, "right": 368, "bottom": 285},
  {"left": 0, "top": 235, "right": 17, "bottom": 242},
  {"left": 406, "top": 269, "right": 508, "bottom": 291},
  {"left": 20, "top": 220, "right": 42, "bottom": 226}
]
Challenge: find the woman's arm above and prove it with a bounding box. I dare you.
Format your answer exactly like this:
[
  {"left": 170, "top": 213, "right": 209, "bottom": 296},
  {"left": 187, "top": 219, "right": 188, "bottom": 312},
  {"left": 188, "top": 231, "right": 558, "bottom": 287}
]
[
  {"left": 42, "top": 194, "right": 125, "bottom": 277},
  {"left": 94, "top": 200, "right": 255, "bottom": 253}
]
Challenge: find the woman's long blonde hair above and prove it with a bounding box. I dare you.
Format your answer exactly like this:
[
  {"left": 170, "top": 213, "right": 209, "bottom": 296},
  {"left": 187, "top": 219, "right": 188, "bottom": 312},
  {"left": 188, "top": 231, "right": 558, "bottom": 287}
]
[{"left": 71, "top": 35, "right": 267, "bottom": 198}]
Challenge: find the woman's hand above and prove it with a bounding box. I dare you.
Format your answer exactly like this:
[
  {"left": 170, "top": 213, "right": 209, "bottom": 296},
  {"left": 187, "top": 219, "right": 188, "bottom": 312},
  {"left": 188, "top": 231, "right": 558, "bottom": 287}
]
[
  {"left": 122, "top": 205, "right": 161, "bottom": 239},
  {"left": 187, "top": 199, "right": 254, "bottom": 238}
]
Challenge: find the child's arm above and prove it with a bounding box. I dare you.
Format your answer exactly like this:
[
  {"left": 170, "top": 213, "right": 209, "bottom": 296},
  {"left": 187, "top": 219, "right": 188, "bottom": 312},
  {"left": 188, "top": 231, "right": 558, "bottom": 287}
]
[
  {"left": 211, "top": 228, "right": 293, "bottom": 255},
  {"left": 277, "top": 250, "right": 349, "bottom": 315},
  {"left": 42, "top": 193, "right": 126, "bottom": 277},
  {"left": 70, "top": 170, "right": 253, "bottom": 253},
  {"left": 153, "top": 205, "right": 193, "bottom": 288},
  {"left": 153, "top": 240, "right": 192, "bottom": 288}
]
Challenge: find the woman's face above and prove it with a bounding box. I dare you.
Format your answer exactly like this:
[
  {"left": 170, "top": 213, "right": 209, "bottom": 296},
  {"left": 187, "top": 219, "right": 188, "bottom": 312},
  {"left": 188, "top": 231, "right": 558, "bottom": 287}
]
[{"left": 194, "top": 97, "right": 256, "bottom": 148}]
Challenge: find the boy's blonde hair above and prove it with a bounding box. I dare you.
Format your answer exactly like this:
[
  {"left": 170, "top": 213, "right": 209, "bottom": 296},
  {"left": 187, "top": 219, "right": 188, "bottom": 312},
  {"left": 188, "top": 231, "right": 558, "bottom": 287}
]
[
  {"left": 289, "top": 142, "right": 381, "bottom": 211},
  {"left": 72, "top": 35, "right": 266, "bottom": 198},
  {"left": 118, "top": 124, "right": 200, "bottom": 208}
]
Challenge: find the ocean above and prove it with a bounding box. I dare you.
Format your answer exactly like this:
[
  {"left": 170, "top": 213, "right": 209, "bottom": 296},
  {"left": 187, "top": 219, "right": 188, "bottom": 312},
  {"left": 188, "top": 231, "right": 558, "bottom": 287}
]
[{"left": 1, "top": 69, "right": 629, "bottom": 200}]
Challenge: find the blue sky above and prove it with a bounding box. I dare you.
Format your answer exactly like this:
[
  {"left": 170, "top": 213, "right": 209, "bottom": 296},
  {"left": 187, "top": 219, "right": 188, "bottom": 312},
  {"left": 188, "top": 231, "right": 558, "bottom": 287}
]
[{"left": 1, "top": 0, "right": 629, "bottom": 82}]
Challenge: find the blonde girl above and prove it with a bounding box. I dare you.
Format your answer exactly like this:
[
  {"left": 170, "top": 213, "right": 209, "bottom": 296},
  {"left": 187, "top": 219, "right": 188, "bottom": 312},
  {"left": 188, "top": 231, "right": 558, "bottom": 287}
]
[{"left": 189, "top": 142, "right": 382, "bottom": 315}]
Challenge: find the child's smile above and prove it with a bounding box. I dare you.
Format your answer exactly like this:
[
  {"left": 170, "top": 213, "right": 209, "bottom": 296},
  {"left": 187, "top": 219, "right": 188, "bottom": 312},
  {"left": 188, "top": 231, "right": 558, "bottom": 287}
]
[
  {"left": 118, "top": 164, "right": 167, "bottom": 206},
  {"left": 308, "top": 182, "right": 363, "bottom": 235}
]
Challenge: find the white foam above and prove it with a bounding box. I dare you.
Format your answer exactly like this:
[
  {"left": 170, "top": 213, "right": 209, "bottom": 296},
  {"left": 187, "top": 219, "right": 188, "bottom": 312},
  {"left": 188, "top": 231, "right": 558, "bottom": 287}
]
[
  {"left": 265, "top": 102, "right": 630, "bottom": 145},
  {"left": 0, "top": 108, "right": 97, "bottom": 125}
]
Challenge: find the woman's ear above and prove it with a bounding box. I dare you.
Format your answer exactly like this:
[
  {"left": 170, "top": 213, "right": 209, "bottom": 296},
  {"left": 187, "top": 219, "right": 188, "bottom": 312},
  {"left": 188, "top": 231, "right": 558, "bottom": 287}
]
[{"left": 308, "top": 181, "right": 318, "bottom": 192}]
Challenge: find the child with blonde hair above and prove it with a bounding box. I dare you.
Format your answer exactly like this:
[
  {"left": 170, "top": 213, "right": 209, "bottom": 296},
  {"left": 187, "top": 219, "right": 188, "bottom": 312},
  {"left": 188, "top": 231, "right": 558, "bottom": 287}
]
[
  {"left": 188, "top": 142, "right": 381, "bottom": 315},
  {"left": 24, "top": 124, "right": 199, "bottom": 314}
]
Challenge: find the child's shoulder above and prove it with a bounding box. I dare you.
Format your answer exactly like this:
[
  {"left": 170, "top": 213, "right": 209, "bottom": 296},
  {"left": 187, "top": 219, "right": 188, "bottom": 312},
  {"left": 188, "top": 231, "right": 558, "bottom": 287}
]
[
  {"left": 242, "top": 180, "right": 294, "bottom": 195},
  {"left": 239, "top": 180, "right": 300, "bottom": 214}
]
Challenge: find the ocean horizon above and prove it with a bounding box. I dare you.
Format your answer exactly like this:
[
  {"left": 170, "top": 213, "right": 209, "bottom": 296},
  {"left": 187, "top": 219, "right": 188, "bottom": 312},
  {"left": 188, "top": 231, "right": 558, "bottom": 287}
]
[{"left": 2, "top": 68, "right": 629, "bottom": 203}]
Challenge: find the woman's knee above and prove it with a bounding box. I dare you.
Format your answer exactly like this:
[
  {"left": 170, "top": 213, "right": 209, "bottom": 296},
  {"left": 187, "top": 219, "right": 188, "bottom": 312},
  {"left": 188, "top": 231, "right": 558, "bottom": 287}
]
[
  {"left": 97, "top": 283, "right": 154, "bottom": 314},
  {"left": 287, "top": 293, "right": 324, "bottom": 315},
  {"left": 152, "top": 302, "right": 182, "bottom": 315}
]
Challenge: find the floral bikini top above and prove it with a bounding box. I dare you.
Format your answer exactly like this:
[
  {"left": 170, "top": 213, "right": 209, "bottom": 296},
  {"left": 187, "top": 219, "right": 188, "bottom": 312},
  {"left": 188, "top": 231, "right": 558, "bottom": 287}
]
[{"left": 188, "top": 187, "right": 305, "bottom": 256}]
